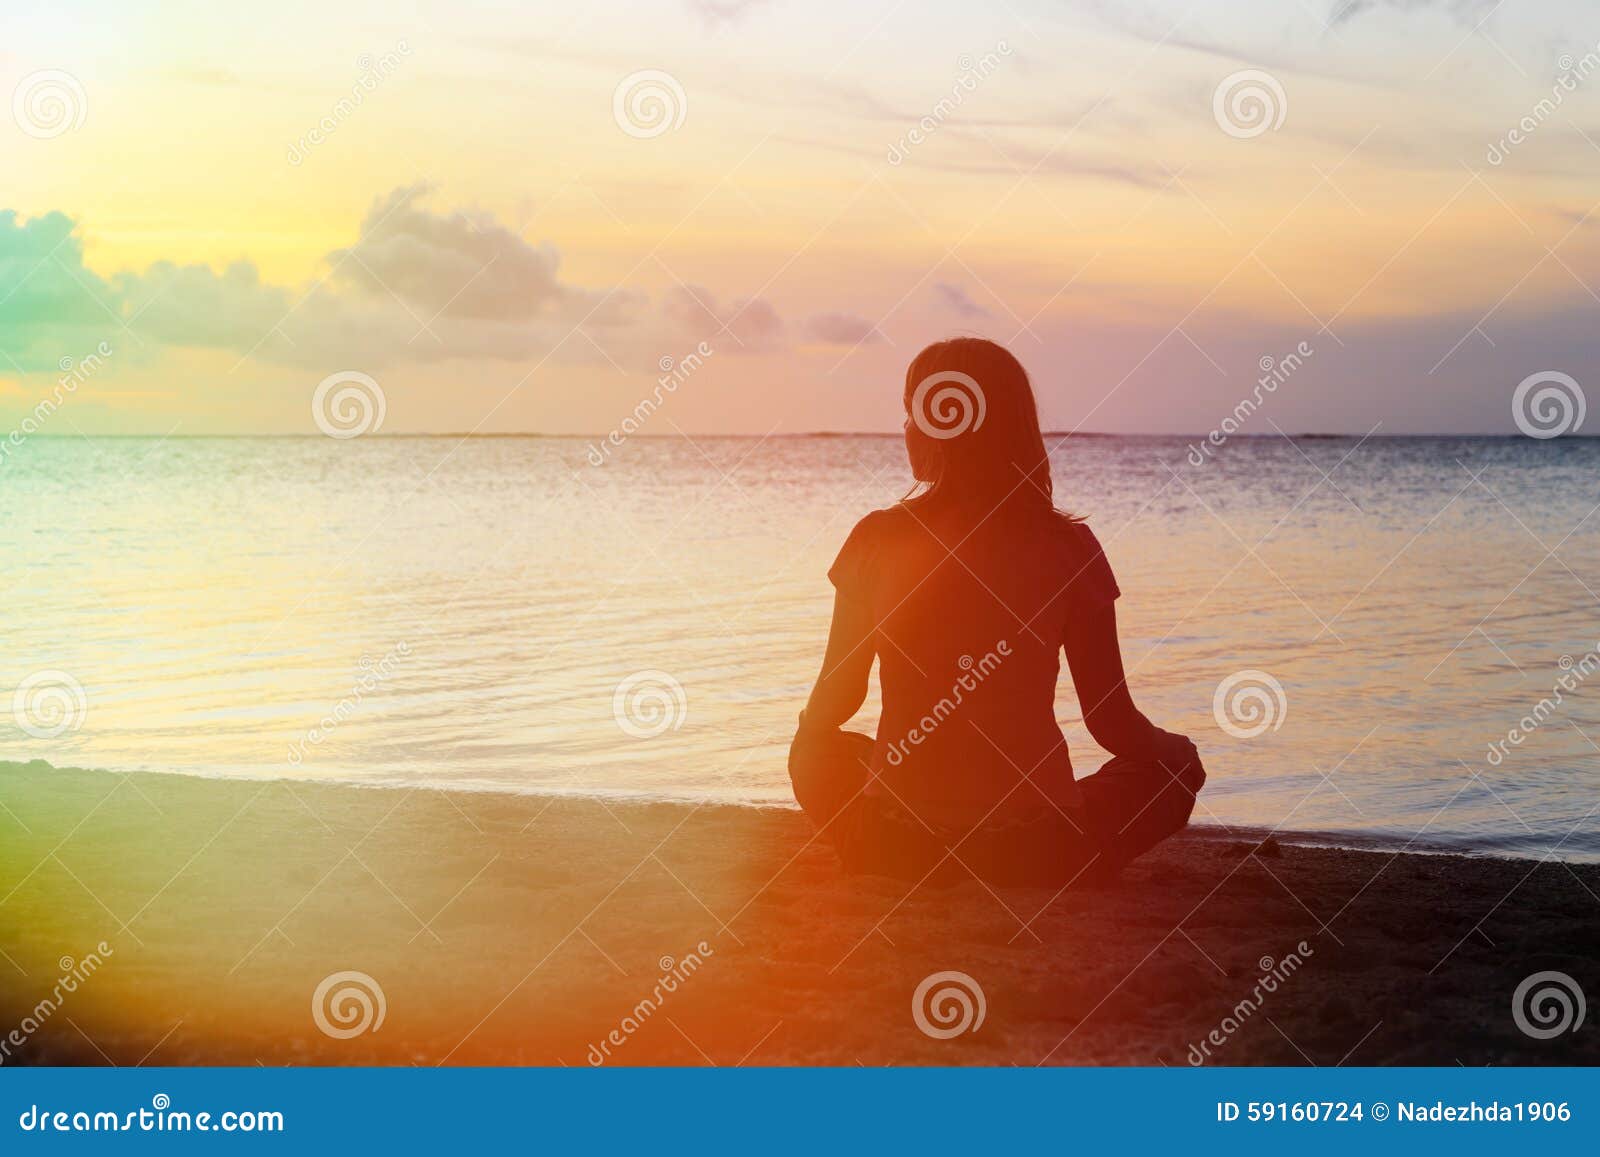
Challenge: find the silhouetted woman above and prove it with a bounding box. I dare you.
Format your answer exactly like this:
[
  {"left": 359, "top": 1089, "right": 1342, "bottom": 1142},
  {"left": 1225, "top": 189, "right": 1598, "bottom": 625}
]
[{"left": 790, "top": 337, "right": 1205, "bottom": 887}]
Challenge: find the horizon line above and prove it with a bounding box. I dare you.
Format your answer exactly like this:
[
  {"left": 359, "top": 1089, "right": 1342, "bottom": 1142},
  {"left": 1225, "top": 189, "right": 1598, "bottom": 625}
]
[{"left": 16, "top": 431, "right": 1595, "bottom": 440}]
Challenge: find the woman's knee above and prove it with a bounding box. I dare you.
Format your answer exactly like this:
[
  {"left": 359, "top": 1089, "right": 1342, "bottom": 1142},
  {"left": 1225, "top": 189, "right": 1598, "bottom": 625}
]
[{"left": 788, "top": 729, "right": 872, "bottom": 823}]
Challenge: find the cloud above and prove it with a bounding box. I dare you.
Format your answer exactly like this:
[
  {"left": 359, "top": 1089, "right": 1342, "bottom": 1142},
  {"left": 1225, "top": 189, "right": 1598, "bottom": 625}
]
[
  {"left": 0, "top": 191, "right": 707, "bottom": 373},
  {"left": 1327, "top": 0, "right": 1498, "bottom": 28},
  {"left": 802, "top": 312, "right": 882, "bottom": 345},
  {"left": 688, "top": 0, "right": 771, "bottom": 27},
  {"left": 1, "top": 190, "right": 899, "bottom": 382},
  {"left": 167, "top": 67, "right": 241, "bottom": 86},
  {"left": 328, "top": 184, "right": 639, "bottom": 326},
  {"left": 0, "top": 210, "right": 133, "bottom": 370},
  {"left": 662, "top": 285, "right": 786, "bottom": 351},
  {"left": 934, "top": 283, "right": 990, "bottom": 318}
]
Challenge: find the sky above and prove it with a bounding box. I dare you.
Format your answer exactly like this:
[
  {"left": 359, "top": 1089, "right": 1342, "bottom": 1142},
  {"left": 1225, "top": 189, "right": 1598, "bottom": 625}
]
[{"left": 4, "top": 0, "right": 1600, "bottom": 435}]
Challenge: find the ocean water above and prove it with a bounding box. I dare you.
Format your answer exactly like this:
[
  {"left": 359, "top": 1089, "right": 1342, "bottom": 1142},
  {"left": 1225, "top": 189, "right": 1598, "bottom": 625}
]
[{"left": 3, "top": 434, "right": 1598, "bottom": 860}]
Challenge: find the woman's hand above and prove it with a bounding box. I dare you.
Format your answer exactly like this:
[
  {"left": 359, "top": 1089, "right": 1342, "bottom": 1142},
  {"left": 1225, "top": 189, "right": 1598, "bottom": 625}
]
[
  {"left": 794, "top": 707, "right": 832, "bottom": 740},
  {"left": 1150, "top": 728, "right": 1203, "bottom": 773}
]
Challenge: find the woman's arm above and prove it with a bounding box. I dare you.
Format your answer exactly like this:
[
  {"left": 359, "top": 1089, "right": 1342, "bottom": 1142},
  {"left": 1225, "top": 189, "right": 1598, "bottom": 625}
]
[
  {"left": 1063, "top": 600, "right": 1195, "bottom": 764},
  {"left": 798, "top": 590, "right": 876, "bottom": 734}
]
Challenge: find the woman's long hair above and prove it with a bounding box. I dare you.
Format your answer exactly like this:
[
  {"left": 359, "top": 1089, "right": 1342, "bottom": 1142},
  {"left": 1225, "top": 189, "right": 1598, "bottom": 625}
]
[{"left": 901, "top": 337, "right": 1076, "bottom": 519}]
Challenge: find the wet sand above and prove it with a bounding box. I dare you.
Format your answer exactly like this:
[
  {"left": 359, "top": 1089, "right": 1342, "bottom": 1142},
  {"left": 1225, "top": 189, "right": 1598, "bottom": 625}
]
[{"left": 1, "top": 762, "right": 1596, "bottom": 1066}]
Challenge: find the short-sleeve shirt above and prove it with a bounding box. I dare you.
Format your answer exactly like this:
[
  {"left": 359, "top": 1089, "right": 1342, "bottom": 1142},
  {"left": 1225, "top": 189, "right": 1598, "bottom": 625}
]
[{"left": 828, "top": 499, "right": 1119, "bottom": 826}]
